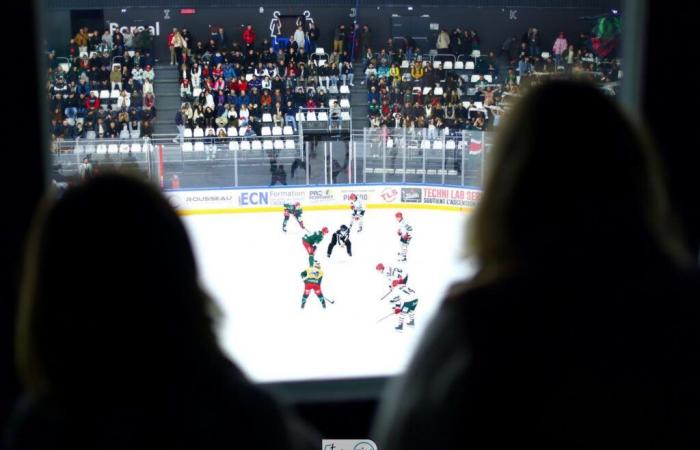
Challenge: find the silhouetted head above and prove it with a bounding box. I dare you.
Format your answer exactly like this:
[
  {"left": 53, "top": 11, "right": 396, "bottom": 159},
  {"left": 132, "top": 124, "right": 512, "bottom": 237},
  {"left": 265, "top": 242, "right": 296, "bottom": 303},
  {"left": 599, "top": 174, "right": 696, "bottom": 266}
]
[
  {"left": 467, "top": 80, "right": 688, "bottom": 278},
  {"left": 17, "top": 174, "right": 221, "bottom": 403}
]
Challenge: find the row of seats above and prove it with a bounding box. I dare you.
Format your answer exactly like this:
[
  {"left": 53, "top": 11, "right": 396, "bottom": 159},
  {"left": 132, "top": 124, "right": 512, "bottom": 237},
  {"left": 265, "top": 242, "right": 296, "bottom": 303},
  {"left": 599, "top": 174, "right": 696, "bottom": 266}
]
[
  {"left": 365, "top": 167, "right": 459, "bottom": 176},
  {"left": 74, "top": 143, "right": 151, "bottom": 154},
  {"left": 182, "top": 139, "right": 297, "bottom": 152},
  {"left": 387, "top": 139, "right": 463, "bottom": 150},
  {"left": 89, "top": 90, "right": 128, "bottom": 102},
  {"left": 400, "top": 60, "right": 477, "bottom": 71},
  {"left": 185, "top": 126, "right": 295, "bottom": 138}
]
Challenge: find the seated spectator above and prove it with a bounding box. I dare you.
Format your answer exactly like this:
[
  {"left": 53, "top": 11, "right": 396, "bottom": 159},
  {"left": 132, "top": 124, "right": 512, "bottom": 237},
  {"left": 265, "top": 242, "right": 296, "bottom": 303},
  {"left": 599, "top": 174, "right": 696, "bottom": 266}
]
[
  {"left": 410, "top": 61, "right": 424, "bottom": 82},
  {"left": 6, "top": 174, "right": 318, "bottom": 449},
  {"left": 372, "top": 80, "right": 700, "bottom": 450}
]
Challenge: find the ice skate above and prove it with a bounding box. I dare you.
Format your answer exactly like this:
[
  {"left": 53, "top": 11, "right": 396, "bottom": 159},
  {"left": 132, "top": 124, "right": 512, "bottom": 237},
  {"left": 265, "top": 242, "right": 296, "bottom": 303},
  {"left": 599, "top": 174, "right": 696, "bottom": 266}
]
[
  {"left": 301, "top": 299, "right": 306, "bottom": 309},
  {"left": 407, "top": 319, "right": 415, "bottom": 327},
  {"left": 395, "top": 323, "right": 403, "bottom": 331}
]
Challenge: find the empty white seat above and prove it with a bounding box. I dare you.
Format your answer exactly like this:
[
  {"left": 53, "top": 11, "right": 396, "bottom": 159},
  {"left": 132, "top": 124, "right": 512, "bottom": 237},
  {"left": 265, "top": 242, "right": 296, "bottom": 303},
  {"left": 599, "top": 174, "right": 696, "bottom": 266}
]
[
  {"left": 184, "top": 128, "right": 193, "bottom": 138},
  {"left": 484, "top": 75, "right": 493, "bottom": 83},
  {"left": 317, "top": 112, "right": 328, "bottom": 121},
  {"left": 99, "top": 90, "right": 110, "bottom": 100},
  {"left": 274, "top": 140, "right": 284, "bottom": 150},
  {"left": 427, "top": 169, "right": 437, "bottom": 175},
  {"left": 119, "top": 144, "right": 130, "bottom": 153},
  {"left": 252, "top": 140, "right": 262, "bottom": 150},
  {"left": 296, "top": 112, "right": 306, "bottom": 121},
  {"left": 96, "top": 144, "right": 107, "bottom": 154},
  {"left": 240, "top": 140, "right": 251, "bottom": 150},
  {"left": 239, "top": 127, "right": 247, "bottom": 136},
  {"left": 462, "top": 101, "right": 471, "bottom": 109},
  {"left": 328, "top": 85, "right": 338, "bottom": 94},
  {"left": 130, "top": 143, "right": 142, "bottom": 153},
  {"left": 306, "top": 112, "right": 317, "bottom": 121},
  {"left": 229, "top": 140, "right": 240, "bottom": 151},
  {"left": 261, "top": 126, "right": 271, "bottom": 136},
  {"left": 227, "top": 127, "right": 237, "bottom": 137},
  {"left": 339, "top": 85, "right": 350, "bottom": 95},
  {"left": 422, "top": 87, "right": 432, "bottom": 95},
  {"left": 284, "top": 139, "right": 295, "bottom": 150},
  {"left": 387, "top": 138, "right": 394, "bottom": 148},
  {"left": 471, "top": 50, "right": 481, "bottom": 58},
  {"left": 433, "top": 141, "right": 443, "bottom": 150},
  {"left": 192, "top": 88, "right": 202, "bottom": 97},
  {"left": 272, "top": 126, "right": 282, "bottom": 136},
  {"left": 541, "top": 51, "right": 551, "bottom": 59},
  {"left": 110, "top": 90, "right": 120, "bottom": 100},
  {"left": 443, "top": 61, "right": 453, "bottom": 70},
  {"left": 340, "top": 98, "right": 351, "bottom": 108},
  {"left": 193, "top": 142, "right": 205, "bottom": 152},
  {"left": 245, "top": 73, "right": 254, "bottom": 81},
  {"left": 341, "top": 111, "right": 351, "bottom": 121},
  {"left": 433, "top": 61, "right": 441, "bottom": 69},
  {"left": 434, "top": 86, "right": 444, "bottom": 95},
  {"left": 107, "top": 144, "right": 119, "bottom": 154},
  {"left": 421, "top": 140, "right": 431, "bottom": 150},
  {"left": 473, "top": 101, "right": 484, "bottom": 109},
  {"left": 193, "top": 127, "right": 204, "bottom": 138},
  {"left": 454, "top": 61, "right": 464, "bottom": 70},
  {"left": 400, "top": 60, "right": 410, "bottom": 69},
  {"left": 283, "top": 126, "right": 293, "bottom": 135},
  {"left": 446, "top": 140, "right": 456, "bottom": 150},
  {"left": 405, "top": 168, "right": 416, "bottom": 174},
  {"left": 317, "top": 59, "right": 327, "bottom": 67},
  {"left": 448, "top": 170, "right": 458, "bottom": 176},
  {"left": 365, "top": 167, "right": 374, "bottom": 173},
  {"left": 465, "top": 61, "right": 475, "bottom": 71},
  {"left": 262, "top": 113, "right": 273, "bottom": 122},
  {"left": 263, "top": 140, "right": 273, "bottom": 150},
  {"left": 415, "top": 169, "right": 425, "bottom": 175},
  {"left": 182, "top": 142, "right": 194, "bottom": 152}
]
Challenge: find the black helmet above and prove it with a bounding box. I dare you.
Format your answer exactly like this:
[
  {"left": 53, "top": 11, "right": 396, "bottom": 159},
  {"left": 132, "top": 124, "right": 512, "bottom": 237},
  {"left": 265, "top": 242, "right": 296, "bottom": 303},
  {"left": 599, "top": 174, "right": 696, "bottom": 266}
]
[{"left": 340, "top": 224, "right": 348, "bottom": 231}]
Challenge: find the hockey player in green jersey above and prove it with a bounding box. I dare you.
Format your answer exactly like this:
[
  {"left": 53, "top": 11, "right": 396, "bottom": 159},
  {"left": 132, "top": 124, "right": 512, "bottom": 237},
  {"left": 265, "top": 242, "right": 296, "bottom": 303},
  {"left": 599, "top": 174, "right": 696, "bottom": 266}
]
[
  {"left": 302, "top": 227, "right": 328, "bottom": 265},
  {"left": 300, "top": 260, "right": 327, "bottom": 309},
  {"left": 282, "top": 201, "right": 305, "bottom": 232}
]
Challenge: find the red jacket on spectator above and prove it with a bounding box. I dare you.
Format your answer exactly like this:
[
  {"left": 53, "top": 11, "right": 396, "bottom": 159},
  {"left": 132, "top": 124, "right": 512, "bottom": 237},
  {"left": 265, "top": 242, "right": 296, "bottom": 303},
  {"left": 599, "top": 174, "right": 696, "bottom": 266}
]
[
  {"left": 167, "top": 32, "right": 175, "bottom": 47},
  {"left": 85, "top": 95, "right": 100, "bottom": 111},
  {"left": 243, "top": 26, "right": 256, "bottom": 45},
  {"left": 212, "top": 67, "right": 223, "bottom": 78}
]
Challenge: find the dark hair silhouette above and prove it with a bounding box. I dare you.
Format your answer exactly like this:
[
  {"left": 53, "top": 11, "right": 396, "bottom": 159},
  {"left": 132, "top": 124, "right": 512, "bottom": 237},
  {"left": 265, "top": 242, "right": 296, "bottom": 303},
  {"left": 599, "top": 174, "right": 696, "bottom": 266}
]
[
  {"left": 467, "top": 80, "right": 690, "bottom": 282},
  {"left": 11, "top": 174, "right": 313, "bottom": 449}
]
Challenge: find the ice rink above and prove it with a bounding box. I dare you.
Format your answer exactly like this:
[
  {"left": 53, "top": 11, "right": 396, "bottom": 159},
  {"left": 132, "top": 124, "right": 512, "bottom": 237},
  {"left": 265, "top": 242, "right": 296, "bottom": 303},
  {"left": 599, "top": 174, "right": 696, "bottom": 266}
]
[{"left": 182, "top": 207, "right": 474, "bottom": 382}]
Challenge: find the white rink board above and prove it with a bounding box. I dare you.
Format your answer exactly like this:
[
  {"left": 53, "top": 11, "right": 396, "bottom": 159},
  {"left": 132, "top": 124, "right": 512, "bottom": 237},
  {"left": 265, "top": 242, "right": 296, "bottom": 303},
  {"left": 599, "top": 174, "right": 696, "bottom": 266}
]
[{"left": 175, "top": 186, "right": 478, "bottom": 382}]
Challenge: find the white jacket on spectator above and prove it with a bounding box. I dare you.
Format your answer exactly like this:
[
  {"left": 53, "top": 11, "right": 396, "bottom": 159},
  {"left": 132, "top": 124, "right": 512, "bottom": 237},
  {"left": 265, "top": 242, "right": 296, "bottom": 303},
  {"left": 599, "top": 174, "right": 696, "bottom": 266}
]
[
  {"left": 132, "top": 67, "right": 144, "bottom": 82},
  {"left": 142, "top": 79, "right": 154, "bottom": 96},
  {"left": 294, "top": 29, "right": 306, "bottom": 49},
  {"left": 437, "top": 30, "right": 450, "bottom": 50},
  {"left": 143, "top": 68, "right": 155, "bottom": 82},
  {"left": 181, "top": 82, "right": 192, "bottom": 98},
  {"left": 117, "top": 94, "right": 130, "bottom": 109},
  {"left": 205, "top": 93, "right": 215, "bottom": 111}
]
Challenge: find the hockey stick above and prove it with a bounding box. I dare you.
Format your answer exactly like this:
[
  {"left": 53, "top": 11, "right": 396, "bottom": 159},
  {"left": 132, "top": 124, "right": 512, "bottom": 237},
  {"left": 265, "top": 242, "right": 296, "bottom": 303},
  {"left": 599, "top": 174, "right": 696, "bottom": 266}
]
[
  {"left": 378, "top": 289, "right": 393, "bottom": 301},
  {"left": 324, "top": 297, "right": 335, "bottom": 304},
  {"left": 377, "top": 311, "right": 396, "bottom": 323}
]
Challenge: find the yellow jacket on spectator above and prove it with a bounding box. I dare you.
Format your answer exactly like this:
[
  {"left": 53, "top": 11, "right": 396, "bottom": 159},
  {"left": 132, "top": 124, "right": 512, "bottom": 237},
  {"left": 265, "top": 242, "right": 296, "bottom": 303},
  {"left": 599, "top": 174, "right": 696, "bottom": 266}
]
[
  {"left": 74, "top": 30, "right": 89, "bottom": 47},
  {"left": 389, "top": 66, "right": 401, "bottom": 81},
  {"left": 411, "top": 64, "right": 424, "bottom": 80}
]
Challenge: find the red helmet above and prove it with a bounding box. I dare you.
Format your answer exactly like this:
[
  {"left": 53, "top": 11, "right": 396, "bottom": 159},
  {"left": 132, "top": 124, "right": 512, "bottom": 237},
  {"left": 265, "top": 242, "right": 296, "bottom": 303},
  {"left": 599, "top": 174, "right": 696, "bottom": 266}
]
[
  {"left": 322, "top": 227, "right": 329, "bottom": 234},
  {"left": 376, "top": 263, "right": 385, "bottom": 271},
  {"left": 349, "top": 193, "right": 357, "bottom": 201},
  {"left": 395, "top": 212, "right": 403, "bottom": 220}
]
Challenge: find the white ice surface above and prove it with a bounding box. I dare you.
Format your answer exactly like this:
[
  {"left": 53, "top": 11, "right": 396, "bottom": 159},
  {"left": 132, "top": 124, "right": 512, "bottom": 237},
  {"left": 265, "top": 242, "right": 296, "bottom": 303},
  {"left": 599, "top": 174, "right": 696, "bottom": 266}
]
[{"left": 183, "top": 208, "right": 474, "bottom": 382}]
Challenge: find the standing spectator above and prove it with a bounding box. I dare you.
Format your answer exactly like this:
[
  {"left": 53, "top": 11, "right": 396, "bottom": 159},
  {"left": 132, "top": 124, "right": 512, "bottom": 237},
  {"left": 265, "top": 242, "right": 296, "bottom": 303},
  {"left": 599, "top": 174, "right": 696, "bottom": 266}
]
[
  {"left": 436, "top": 29, "right": 450, "bottom": 52},
  {"left": 294, "top": 26, "right": 306, "bottom": 52},
  {"left": 167, "top": 27, "right": 178, "bottom": 65},
  {"left": 172, "top": 30, "right": 187, "bottom": 67},
  {"left": 529, "top": 27, "right": 541, "bottom": 57},
  {"left": 74, "top": 27, "right": 89, "bottom": 54},
  {"left": 333, "top": 25, "right": 346, "bottom": 54},
  {"left": 329, "top": 100, "right": 342, "bottom": 130},
  {"left": 308, "top": 22, "right": 319, "bottom": 53},
  {"left": 243, "top": 24, "right": 256, "bottom": 49},
  {"left": 552, "top": 32, "right": 568, "bottom": 68},
  {"left": 331, "top": 159, "right": 342, "bottom": 184},
  {"left": 359, "top": 25, "right": 371, "bottom": 60},
  {"left": 109, "top": 64, "right": 122, "bottom": 91},
  {"left": 174, "top": 108, "right": 185, "bottom": 143}
]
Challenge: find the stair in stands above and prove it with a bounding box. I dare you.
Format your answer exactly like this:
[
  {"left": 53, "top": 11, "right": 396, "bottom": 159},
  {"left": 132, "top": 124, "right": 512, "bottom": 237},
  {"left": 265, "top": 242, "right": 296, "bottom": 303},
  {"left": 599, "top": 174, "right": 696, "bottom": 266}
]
[
  {"left": 153, "top": 65, "right": 181, "bottom": 136},
  {"left": 350, "top": 64, "right": 368, "bottom": 133}
]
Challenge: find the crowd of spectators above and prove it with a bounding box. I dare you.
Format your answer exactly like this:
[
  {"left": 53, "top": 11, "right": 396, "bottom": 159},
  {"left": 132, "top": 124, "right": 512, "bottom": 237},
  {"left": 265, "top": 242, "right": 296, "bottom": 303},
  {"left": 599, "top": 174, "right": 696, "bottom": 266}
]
[
  {"left": 173, "top": 22, "right": 359, "bottom": 139},
  {"left": 362, "top": 25, "right": 622, "bottom": 135},
  {"left": 47, "top": 27, "right": 159, "bottom": 151}
]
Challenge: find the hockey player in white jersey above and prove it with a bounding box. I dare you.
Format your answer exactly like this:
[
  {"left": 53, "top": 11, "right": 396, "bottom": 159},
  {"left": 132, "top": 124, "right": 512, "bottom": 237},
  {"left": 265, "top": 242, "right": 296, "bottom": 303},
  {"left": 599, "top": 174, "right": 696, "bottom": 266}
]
[
  {"left": 349, "top": 193, "right": 366, "bottom": 232},
  {"left": 395, "top": 211, "right": 413, "bottom": 262},
  {"left": 389, "top": 284, "right": 419, "bottom": 331},
  {"left": 375, "top": 262, "right": 408, "bottom": 289}
]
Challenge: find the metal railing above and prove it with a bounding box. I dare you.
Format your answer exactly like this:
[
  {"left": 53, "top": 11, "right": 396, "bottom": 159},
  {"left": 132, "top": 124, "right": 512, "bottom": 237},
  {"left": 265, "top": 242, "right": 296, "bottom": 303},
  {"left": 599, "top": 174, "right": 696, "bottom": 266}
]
[{"left": 50, "top": 127, "right": 490, "bottom": 190}]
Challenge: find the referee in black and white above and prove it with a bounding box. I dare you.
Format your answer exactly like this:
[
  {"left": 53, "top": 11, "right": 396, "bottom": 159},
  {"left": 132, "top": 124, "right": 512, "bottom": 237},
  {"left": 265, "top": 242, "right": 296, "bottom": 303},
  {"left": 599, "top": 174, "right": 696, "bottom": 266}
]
[{"left": 327, "top": 224, "right": 352, "bottom": 258}]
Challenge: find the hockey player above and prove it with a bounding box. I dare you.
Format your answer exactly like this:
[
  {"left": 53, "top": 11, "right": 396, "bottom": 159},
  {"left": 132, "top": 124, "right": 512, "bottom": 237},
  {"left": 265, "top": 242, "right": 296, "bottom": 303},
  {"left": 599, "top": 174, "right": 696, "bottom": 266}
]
[
  {"left": 327, "top": 224, "right": 352, "bottom": 258},
  {"left": 302, "top": 227, "right": 329, "bottom": 265},
  {"left": 395, "top": 212, "right": 413, "bottom": 262},
  {"left": 375, "top": 262, "right": 408, "bottom": 288},
  {"left": 389, "top": 284, "right": 419, "bottom": 331},
  {"left": 349, "top": 193, "right": 366, "bottom": 232},
  {"left": 282, "top": 201, "right": 305, "bottom": 232},
  {"left": 300, "top": 260, "right": 327, "bottom": 309}
]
